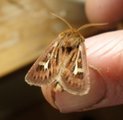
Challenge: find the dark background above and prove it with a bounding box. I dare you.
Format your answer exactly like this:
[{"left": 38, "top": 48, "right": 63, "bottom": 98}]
[{"left": 1, "top": 64, "right": 123, "bottom": 120}]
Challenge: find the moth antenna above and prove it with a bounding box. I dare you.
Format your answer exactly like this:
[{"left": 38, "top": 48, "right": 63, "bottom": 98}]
[
  {"left": 77, "top": 23, "right": 108, "bottom": 32},
  {"left": 51, "top": 13, "right": 73, "bottom": 29}
]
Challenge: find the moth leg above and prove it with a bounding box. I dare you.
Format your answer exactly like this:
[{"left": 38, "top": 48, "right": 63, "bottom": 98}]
[{"left": 53, "top": 83, "right": 63, "bottom": 93}]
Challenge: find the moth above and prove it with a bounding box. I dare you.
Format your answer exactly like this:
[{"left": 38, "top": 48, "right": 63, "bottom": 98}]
[{"left": 25, "top": 13, "right": 107, "bottom": 96}]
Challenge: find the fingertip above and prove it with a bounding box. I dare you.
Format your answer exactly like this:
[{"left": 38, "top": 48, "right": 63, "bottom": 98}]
[
  {"left": 41, "top": 30, "right": 123, "bottom": 112},
  {"left": 85, "top": 0, "right": 123, "bottom": 23}
]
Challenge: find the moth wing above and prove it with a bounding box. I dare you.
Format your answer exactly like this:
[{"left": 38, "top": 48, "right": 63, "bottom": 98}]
[
  {"left": 25, "top": 38, "right": 60, "bottom": 87},
  {"left": 59, "top": 43, "right": 90, "bottom": 96}
]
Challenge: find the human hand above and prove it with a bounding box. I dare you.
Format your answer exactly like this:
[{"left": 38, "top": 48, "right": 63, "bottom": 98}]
[{"left": 41, "top": 0, "right": 123, "bottom": 113}]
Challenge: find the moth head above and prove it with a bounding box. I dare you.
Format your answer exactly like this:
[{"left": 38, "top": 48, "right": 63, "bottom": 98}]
[{"left": 59, "top": 30, "right": 84, "bottom": 48}]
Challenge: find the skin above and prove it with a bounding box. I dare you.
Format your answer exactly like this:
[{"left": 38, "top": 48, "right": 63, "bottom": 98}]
[{"left": 41, "top": 0, "right": 123, "bottom": 112}]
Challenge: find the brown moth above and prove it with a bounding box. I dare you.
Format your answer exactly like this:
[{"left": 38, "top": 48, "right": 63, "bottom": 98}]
[{"left": 25, "top": 13, "right": 107, "bottom": 96}]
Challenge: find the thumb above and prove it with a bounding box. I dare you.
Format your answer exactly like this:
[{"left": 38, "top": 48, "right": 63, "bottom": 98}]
[{"left": 41, "top": 30, "right": 123, "bottom": 113}]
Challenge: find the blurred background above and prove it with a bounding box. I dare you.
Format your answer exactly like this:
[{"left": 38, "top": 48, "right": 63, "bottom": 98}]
[{"left": 0, "top": 0, "right": 123, "bottom": 120}]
